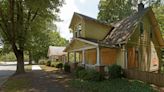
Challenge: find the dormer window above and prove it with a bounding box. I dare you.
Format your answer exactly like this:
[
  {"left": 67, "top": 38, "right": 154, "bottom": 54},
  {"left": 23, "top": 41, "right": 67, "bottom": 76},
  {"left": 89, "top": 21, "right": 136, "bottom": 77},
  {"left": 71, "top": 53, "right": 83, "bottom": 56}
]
[{"left": 75, "top": 24, "right": 82, "bottom": 38}]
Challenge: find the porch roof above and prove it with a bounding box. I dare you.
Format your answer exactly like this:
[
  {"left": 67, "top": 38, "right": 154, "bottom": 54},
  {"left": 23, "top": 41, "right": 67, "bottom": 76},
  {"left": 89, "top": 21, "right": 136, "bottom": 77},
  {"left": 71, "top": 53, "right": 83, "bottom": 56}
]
[{"left": 64, "top": 38, "right": 119, "bottom": 52}]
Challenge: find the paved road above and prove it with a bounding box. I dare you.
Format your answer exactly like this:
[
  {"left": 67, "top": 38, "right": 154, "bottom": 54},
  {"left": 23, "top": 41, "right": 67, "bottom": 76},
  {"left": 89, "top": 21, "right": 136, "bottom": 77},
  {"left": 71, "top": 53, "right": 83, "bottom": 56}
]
[{"left": 0, "top": 62, "right": 16, "bottom": 86}]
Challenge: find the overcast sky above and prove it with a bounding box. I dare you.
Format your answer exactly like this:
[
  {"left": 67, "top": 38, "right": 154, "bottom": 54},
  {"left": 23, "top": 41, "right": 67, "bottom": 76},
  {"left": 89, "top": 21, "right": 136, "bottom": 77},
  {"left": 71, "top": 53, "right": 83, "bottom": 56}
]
[{"left": 56, "top": 0, "right": 100, "bottom": 40}]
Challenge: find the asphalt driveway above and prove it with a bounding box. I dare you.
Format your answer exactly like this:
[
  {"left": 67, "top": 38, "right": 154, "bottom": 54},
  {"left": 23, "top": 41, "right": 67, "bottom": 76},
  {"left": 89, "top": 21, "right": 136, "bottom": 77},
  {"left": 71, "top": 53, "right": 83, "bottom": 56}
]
[{"left": 0, "top": 62, "right": 16, "bottom": 86}]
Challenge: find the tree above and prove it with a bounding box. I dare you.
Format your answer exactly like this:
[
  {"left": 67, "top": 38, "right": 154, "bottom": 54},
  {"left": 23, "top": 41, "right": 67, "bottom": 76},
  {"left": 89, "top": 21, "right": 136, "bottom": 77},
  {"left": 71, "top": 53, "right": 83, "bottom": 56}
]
[
  {"left": 26, "top": 26, "right": 68, "bottom": 64},
  {"left": 48, "top": 31, "right": 69, "bottom": 46},
  {"left": 25, "top": 10, "right": 68, "bottom": 64},
  {"left": 0, "top": 0, "right": 63, "bottom": 74},
  {"left": 153, "top": 6, "right": 164, "bottom": 37},
  {"left": 23, "top": 3, "right": 68, "bottom": 64},
  {"left": 97, "top": 0, "right": 162, "bottom": 23},
  {"left": 98, "top": 0, "right": 134, "bottom": 23},
  {"left": 153, "top": 5, "right": 164, "bottom": 72}
]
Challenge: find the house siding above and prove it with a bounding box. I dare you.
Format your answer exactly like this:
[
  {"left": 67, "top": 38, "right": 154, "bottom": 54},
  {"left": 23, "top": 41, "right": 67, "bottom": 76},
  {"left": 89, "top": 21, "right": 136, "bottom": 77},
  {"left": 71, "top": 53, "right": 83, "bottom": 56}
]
[
  {"left": 101, "top": 48, "right": 117, "bottom": 65},
  {"left": 85, "top": 19, "right": 110, "bottom": 40},
  {"left": 116, "top": 49, "right": 125, "bottom": 68},
  {"left": 85, "top": 49, "right": 97, "bottom": 64},
  {"left": 126, "top": 15, "right": 160, "bottom": 71}
]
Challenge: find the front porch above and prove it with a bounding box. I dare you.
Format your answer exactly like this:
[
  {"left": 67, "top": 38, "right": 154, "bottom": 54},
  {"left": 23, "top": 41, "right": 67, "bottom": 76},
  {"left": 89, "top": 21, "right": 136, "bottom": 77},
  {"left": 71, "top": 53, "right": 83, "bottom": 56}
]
[
  {"left": 67, "top": 46, "right": 104, "bottom": 72},
  {"left": 64, "top": 38, "right": 118, "bottom": 72}
]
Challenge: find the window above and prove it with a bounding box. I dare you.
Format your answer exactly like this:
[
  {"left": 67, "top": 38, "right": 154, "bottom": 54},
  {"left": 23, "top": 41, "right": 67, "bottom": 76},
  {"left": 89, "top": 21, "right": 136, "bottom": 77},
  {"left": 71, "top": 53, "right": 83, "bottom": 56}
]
[
  {"left": 78, "top": 24, "right": 82, "bottom": 37},
  {"left": 74, "top": 24, "right": 82, "bottom": 38},
  {"left": 75, "top": 31, "right": 78, "bottom": 38},
  {"left": 140, "top": 22, "right": 144, "bottom": 34}
]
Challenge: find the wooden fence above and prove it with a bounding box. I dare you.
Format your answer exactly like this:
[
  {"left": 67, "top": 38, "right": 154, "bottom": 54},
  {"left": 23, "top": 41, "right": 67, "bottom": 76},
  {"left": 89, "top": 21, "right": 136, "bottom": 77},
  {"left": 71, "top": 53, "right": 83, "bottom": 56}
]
[{"left": 124, "top": 69, "right": 164, "bottom": 86}]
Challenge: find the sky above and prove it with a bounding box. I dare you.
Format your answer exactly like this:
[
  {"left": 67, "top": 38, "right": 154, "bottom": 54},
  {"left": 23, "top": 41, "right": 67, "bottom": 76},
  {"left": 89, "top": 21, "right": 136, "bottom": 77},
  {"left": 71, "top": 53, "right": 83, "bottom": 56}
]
[{"left": 56, "top": 0, "right": 100, "bottom": 40}]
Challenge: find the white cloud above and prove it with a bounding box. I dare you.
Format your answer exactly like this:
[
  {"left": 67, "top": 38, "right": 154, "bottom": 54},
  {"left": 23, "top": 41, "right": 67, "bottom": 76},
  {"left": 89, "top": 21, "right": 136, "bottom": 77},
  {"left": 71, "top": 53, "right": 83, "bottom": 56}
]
[
  {"left": 80, "top": 0, "right": 86, "bottom": 4},
  {"left": 56, "top": 0, "right": 80, "bottom": 40}
]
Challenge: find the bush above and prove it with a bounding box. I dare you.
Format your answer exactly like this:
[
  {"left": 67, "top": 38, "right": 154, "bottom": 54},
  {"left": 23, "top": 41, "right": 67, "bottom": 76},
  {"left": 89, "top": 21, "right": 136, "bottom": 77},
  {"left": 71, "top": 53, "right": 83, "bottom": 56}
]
[
  {"left": 46, "top": 60, "right": 51, "bottom": 66},
  {"left": 78, "top": 69, "right": 87, "bottom": 79},
  {"left": 50, "top": 62, "right": 57, "bottom": 67},
  {"left": 77, "top": 69, "right": 104, "bottom": 81},
  {"left": 56, "top": 63, "right": 63, "bottom": 69},
  {"left": 39, "top": 60, "right": 47, "bottom": 65},
  {"left": 108, "top": 64, "right": 122, "bottom": 79},
  {"left": 51, "top": 64, "right": 55, "bottom": 67},
  {"left": 74, "top": 66, "right": 85, "bottom": 77},
  {"left": 84, "top": 69, "right": 104, "bottom": 81},
  {"left": 64, "top": 63, "right": 71, "bottom": 73}
]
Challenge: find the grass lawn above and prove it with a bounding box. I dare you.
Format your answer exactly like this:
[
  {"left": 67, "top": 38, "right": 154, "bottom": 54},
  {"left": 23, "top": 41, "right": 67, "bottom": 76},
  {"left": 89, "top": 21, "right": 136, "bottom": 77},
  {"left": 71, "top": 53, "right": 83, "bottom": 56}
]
[
  {"left": 1, "top": 74, "right": 31, "bottom": 92},
  {"left": 70, "top": 78, "right": 159, "bottom": 92},
  {"left": 0, "top": 65, "right": 32, "bottom": 92}
]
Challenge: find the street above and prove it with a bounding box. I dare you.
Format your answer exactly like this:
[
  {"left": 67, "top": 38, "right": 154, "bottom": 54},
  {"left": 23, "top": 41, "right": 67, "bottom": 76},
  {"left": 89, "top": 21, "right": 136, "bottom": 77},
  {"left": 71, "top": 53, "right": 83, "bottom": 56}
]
[{"left": 0, "top": 62, "right": 16, "bottom": 86}]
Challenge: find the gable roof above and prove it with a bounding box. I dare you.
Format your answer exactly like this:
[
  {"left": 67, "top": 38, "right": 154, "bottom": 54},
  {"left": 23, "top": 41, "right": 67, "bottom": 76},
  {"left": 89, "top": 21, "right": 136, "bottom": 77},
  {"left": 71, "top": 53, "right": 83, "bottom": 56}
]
[
  {"left": 102, "top": 7, "right": 164, "bottom": 47},
  {"left": 103, "top": 7, "right": 150, "bottom": 45},
  {"left": 47, "top": 46, "right": 66, "bottom": 57},
  {"left": 69, "top": 12, "right": 111, "bottom": 29},
  {"left": 75, "top": 12, "right": 110, "bottom": 26}
]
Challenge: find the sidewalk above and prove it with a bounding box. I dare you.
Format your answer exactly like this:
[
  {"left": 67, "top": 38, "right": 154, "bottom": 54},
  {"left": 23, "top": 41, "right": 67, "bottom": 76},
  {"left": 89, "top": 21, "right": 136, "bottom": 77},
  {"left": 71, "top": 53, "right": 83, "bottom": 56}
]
[{"left": 32, "top": 65, "right": 42, "bottom": 70}]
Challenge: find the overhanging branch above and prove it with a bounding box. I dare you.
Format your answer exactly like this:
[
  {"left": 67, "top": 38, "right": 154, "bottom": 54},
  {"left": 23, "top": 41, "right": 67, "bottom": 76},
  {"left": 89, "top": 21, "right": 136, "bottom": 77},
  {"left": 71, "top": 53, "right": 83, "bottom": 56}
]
[{"left": 31, "top": 8, "right": 39, "bottom": 22}]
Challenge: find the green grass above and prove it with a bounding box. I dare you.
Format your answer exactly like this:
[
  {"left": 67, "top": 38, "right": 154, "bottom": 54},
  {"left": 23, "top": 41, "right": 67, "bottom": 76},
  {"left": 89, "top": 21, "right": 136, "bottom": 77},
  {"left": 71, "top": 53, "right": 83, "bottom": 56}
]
[
  {"left": 25, "top": 65, "right": 32, "bottom": 71},
  {"left": 70, "top": 78, "right": 159, "bottom": 92},
  {"left": 2, "top": 76, "right": 31, "bottom": 92},
  {"left": 1, "top": 65, "right": 32, "bottom": 92}
]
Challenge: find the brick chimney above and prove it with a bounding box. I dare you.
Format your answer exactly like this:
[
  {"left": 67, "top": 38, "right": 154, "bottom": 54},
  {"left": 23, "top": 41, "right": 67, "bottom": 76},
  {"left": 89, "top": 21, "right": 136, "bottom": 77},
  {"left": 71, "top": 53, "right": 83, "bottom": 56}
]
[{"left": 138, "top": 3, "right": 144, "bottom": 13}]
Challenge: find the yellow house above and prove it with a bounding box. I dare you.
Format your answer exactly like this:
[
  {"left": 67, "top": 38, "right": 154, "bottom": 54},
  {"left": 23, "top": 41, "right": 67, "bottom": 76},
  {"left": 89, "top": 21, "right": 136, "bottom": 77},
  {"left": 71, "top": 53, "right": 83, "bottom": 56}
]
[{"left": 64, "top": 3, "right": 164, "bottom": 72}]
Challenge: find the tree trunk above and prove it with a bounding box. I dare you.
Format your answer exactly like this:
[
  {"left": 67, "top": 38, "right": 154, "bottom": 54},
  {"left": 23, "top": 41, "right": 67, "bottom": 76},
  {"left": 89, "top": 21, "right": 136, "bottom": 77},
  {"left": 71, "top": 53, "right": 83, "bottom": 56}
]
[
  {"left": 29, "top": 50, "right": 32, "bottom": 65},
  {"left": 15, "top": 50, "right": 25, "bottom": 74},
  {"left": 12, "top": 44, "right": 25, "bottom": 74}
]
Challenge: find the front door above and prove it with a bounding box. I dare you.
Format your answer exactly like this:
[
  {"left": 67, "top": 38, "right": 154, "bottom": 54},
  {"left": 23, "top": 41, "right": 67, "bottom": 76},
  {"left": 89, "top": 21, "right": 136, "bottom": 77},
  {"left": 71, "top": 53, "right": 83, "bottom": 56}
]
[{"left": 127, "top": 48, "right": 139, "bottom": 69}]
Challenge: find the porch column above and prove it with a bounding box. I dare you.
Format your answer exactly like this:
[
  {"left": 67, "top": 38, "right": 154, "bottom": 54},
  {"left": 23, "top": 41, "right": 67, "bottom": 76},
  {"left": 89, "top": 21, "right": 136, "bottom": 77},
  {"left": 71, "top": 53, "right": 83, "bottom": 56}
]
[
  {"left": 64, "top": 55, "right": 66, "bottom": 64},
  {"left": 82, "top": 50, "right": 85, "bottom": 64},
  {"left": 95, "top": 46, "right": 104, "bottom": 73},
  {"left": 123, "top": 45, "right": 127, "bottom": 69},
  {"left": 67, "top": 52, "right": 70, "bottom": 63},
  {"left": 96, "top": 47, "right": 100, "bottom": 66},
  {"left": 74, "top": 52, "right": 76, "bottom": 63}
]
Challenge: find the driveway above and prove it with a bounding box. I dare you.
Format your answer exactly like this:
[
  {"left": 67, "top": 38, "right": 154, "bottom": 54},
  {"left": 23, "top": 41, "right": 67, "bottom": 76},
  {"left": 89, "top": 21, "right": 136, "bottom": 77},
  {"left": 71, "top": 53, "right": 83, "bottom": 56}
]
[{"left": 0, "top": 62, "right": 16, "bottom": 86}]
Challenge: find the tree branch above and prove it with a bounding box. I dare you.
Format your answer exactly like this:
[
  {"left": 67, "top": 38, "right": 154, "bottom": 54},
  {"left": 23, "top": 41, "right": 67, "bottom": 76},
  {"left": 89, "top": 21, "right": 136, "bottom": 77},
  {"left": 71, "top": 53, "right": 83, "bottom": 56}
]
[
  {"left": 31, "top": 8, "right": 39, "bottom": 22},
  {"left": 9, "top": 0, "right": 15, "bottom": 41},
  {"left": 0, "top": 4, "right": 13, "bottom": 43}
]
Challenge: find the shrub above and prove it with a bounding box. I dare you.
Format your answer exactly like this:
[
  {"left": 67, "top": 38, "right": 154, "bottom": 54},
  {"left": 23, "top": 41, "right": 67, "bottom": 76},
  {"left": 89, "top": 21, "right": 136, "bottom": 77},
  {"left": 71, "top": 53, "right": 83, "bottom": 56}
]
[
  {"left": 74, "top": 66, "right": 85, "bottom": 77},
  {"left": 77, "top": 69, "right": 87, "bottom": 79},
  {"left": 77, "top": 69, "right": 104, "bottom": 81},
  {"left": 39, "top": 60, "right": 46, "bottom": 65},
  {"left": 50, "top": 62, "right": 57, "bottom": 67},
  {"left": 56, "top": 63, "right": 63, "bottom": 69},
  {"left": 51, "top": 64, "right": 55, "bottom": 67},
  {"left": 64, "top": 63, "right": 71, "bottom": 73},
  {"left": 108, "top": 64, "right": 122, "bottom": 79},
  {"left": 46, "top": 60, "right": 51, "bottom": 66},
  {"left": 83, "top": 69, "right": 104, "bottom": 81}
]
